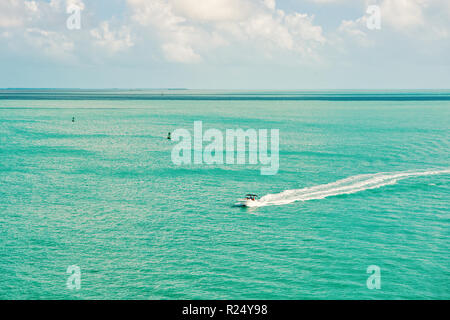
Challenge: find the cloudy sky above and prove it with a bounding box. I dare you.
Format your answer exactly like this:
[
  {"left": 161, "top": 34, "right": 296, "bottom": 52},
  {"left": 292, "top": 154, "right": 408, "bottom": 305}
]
[{"left": 1, "top": 0, "right": 449, "bottom": 89}]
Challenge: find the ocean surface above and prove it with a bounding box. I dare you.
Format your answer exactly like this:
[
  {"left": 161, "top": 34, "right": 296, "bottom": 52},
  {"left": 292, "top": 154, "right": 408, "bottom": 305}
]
[{"left": 0, "top": 90, "right": 449, "bottom": 300}]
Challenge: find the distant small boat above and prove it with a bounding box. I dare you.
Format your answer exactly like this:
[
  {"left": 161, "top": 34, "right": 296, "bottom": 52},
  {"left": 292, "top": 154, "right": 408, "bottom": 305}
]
[
  {"left": 167, "top": 132, "right": 171, "bottom": 140},
  {"left": 234, "top": 194, "right": 259, "bottom": 207}
]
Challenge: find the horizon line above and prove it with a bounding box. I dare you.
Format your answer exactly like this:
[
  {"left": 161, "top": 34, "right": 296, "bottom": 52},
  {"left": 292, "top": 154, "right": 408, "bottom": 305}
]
[{"left": 1, "top": 88, "right": 450, "bottom": 91}]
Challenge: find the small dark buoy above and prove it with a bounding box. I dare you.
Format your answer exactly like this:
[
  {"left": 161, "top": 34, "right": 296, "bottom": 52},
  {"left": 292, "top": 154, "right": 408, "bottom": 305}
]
[{"left": 167, "top": 132, "right": 171, "bottom": 140}]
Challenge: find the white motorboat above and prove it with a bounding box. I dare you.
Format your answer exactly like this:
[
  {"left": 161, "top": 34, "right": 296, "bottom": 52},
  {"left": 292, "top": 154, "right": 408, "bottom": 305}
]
[{"left": 234, "top": 194, "right": 259, "bottom": 207}]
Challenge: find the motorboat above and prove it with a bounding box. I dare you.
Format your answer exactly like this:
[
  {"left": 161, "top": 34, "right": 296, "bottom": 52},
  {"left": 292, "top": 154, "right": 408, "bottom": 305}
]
[{"left": 234, "top": 194, "right": 259, "bottom": 207}]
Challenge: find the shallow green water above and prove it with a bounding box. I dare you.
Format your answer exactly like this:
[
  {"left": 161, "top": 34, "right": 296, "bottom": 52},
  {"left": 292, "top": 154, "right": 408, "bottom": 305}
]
[{"left": 0, "top": 91, "right": 449, "bottom": 299}]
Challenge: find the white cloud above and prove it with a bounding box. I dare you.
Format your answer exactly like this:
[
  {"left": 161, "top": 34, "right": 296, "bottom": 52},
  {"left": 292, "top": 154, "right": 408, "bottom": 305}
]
[
  {"left": 127, "top": 0, "right": 326, "bottom": 63},
  {"left": 381, "top": 0, "right": 426, "bottom": 31},
  {"left": 91, "top": 22, "right": 134, "bottom": 53},
  {"left": 24, "top": 1, "right": 39, "bottom": 12},
  {"left": 171, "top": 0, "right": 251, "bottom": 22},
  {"left": 0, "top": 1, "right": 84, "bottom": 61},
  {"left": 307, "top": 0, "right": 353, "bottom": 3},
  {"left": 0, "top": 0, "right": 39, "bottom": 28},
  {"left": 338, "top": 16, "right": 373, "bottom": 47},
  {"left": 379, "top": 0, "right": 449, "bottom": 39},
  {"left": 336, "top": 0, "right": 450, "bottom": 49},
  {"left": 263, "top": 0, "right": 276, "bottom": 10},
  {"left": 1, "top": 0, "right": 449, "bottom": 72},
  {"left": 162, "top": 42, "right": 202, "bottom": 63},
  {"left": 66, "top": 0, "right": 85, "bottom": 11},
  {"left": 127, "top": 0, "right": 218, "bottom": 63},
  {"left": 25, "top": 27, "right": 75, "bottom": 60}
]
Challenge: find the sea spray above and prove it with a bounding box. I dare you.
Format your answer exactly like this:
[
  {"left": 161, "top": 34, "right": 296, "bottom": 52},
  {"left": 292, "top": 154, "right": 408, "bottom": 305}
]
[{"left": 254, "top": 169, "right": 450, "bottom": 207}]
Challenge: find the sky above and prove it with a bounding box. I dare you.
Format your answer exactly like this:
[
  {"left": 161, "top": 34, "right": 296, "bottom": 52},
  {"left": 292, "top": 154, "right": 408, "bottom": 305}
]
[{"left": 0, "top": 0, "right": 449, "bottom": 89}]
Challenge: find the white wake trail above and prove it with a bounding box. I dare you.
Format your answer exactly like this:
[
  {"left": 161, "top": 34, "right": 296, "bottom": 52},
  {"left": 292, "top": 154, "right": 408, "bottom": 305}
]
[{"left": 255, "top": 169, "right": 450, "bottom": 207}]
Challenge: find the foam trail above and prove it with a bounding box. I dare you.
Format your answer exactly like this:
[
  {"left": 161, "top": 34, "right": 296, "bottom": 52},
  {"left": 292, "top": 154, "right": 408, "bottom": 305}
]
[{"left": 256, "top": 169, "right": 450, "bottom": 207}]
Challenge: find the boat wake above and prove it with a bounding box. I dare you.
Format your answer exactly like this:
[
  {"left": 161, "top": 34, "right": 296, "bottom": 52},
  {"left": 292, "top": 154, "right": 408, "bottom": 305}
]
[{"left": 253, "top": 169, "right": 450, "bottom": 207}]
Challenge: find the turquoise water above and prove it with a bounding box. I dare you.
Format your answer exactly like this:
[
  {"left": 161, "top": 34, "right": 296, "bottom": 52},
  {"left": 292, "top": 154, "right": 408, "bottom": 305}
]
[{"left": 0, "top": 90, "right": 449, "bottom": 299}]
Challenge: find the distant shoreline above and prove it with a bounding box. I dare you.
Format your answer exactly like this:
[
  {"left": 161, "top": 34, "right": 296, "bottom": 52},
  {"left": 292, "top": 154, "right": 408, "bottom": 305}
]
[{"left": 1, "top": 89, "right": 450, "bottom": 101}]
